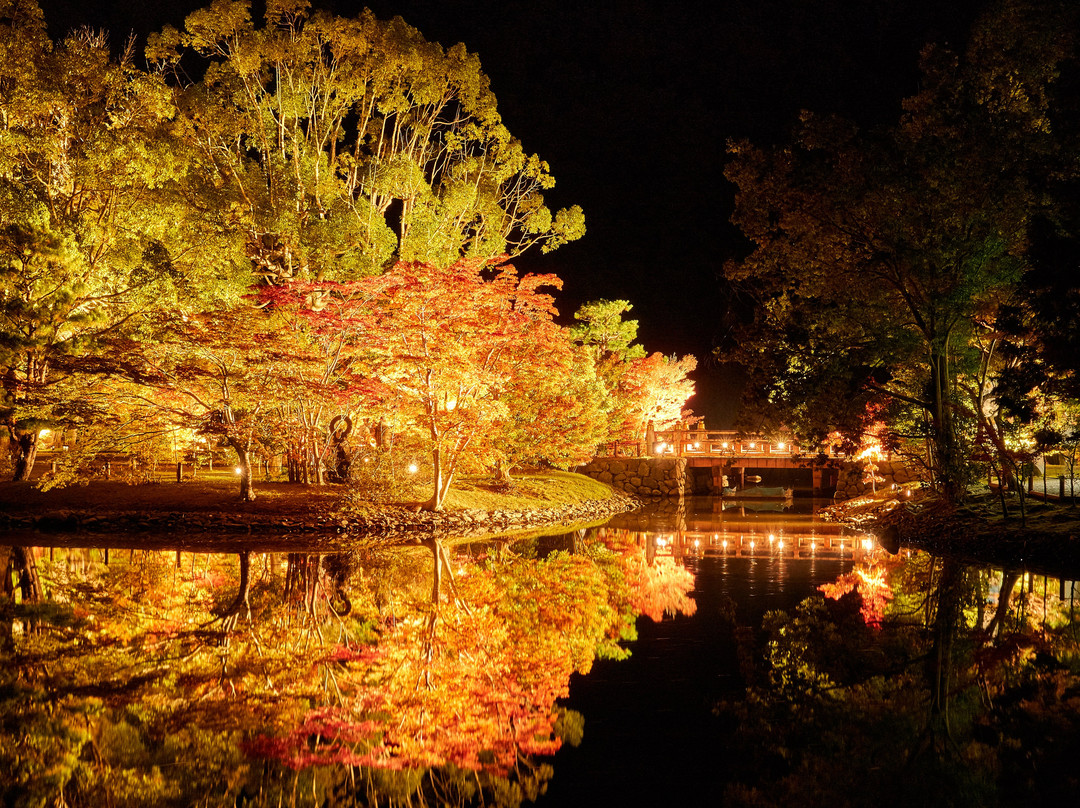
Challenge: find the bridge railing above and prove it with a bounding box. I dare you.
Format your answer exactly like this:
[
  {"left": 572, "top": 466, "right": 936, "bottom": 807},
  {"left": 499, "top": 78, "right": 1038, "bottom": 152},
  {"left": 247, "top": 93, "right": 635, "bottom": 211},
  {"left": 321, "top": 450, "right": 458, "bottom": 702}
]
[{"left": 600, "top": 430, "right": 853, "bottom": 460}]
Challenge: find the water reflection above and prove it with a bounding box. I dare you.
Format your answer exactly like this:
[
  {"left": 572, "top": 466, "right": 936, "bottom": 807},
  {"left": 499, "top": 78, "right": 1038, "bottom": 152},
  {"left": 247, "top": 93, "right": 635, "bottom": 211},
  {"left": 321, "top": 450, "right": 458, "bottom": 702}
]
[
  {"left": 1, "top": 521, "right": 701, "bottom": 808},
  {"left": 718, "top": 546, "right": 1080, "bottom": 806},
  {"left": 6, "top": 499, "right": 1076, "bottom": 807}
]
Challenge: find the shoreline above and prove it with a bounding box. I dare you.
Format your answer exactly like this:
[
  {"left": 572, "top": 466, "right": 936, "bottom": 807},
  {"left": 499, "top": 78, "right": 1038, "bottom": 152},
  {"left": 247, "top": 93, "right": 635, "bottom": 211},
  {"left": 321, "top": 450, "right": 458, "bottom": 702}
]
[
  {"left": 825, "top": 489, "right": 1080, "bottom": 577},
  {"left": 0, "top": 474, "right": 640, "bottom": 543}
]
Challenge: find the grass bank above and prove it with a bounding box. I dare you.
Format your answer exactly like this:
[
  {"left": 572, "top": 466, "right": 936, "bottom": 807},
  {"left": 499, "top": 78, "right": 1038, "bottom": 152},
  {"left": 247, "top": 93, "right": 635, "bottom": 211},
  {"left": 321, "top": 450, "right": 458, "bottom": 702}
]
[{"left": 0, "top": 468, "right": 623, "bottom": 529}]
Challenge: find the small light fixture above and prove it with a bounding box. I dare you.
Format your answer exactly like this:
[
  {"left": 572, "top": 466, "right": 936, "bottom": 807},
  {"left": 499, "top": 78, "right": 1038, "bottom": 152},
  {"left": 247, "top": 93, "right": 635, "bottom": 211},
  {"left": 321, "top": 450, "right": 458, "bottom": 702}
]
[
  {"left": 234, "top": 466, "right": 243, "bottom": 475},
  {"left": 777, "top": 441, "right": 785, "bottom": 450},
  {"left": 408, "top": 463, "right": 418, "bottom": 474}
]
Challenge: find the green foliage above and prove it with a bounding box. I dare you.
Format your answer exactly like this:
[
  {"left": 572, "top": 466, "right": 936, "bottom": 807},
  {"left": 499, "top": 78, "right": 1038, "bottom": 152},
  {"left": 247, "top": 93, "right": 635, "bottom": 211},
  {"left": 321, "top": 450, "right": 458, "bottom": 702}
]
[{"left": 722, "top": 0, "right": 1080, "bottom": 498}]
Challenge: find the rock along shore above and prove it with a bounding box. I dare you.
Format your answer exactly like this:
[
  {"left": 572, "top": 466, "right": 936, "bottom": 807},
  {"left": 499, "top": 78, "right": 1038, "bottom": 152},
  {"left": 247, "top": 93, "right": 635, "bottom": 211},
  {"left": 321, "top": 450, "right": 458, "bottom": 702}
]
[{"left": 0, "top": 490, "right": 641, "bottom": 543}]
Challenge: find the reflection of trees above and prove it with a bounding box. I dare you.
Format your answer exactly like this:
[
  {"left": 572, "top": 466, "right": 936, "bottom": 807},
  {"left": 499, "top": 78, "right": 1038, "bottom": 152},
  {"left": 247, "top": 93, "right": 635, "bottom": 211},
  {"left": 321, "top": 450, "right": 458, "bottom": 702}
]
[
  {"left": 721, "top": 551, "right": 1080, "bottom": 805},
  {"left": 1, "top": 536, "right": 693, "bottom": 807}
]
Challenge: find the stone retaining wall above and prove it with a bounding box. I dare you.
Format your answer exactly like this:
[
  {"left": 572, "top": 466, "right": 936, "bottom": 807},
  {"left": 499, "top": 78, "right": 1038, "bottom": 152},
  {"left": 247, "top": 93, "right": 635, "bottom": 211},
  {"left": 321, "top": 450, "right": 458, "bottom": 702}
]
[
  {"left": 833, "top": 459, "right": 921, "bottom": 500},
  {"left": 576, "top": 457, "right": 686, "bottom": 498}
]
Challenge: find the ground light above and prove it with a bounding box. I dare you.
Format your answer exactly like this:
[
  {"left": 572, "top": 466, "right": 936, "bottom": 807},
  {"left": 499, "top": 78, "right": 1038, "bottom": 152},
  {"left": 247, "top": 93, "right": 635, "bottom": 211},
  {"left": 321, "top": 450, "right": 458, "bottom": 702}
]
[{"left": 408, "top": 463, "right": 418, "bottom": 474}]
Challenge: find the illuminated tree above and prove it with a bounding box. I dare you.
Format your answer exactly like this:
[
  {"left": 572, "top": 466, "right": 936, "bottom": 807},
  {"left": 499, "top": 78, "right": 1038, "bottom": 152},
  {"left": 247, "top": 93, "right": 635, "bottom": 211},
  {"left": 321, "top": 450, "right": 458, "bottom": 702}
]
[
  {"left": 614, "top": 352, "right": 697, "bottom": 444},
  {"left": 0, "top": 2, "right": 241, "bottom": 480},
  {"left": 723, "top": 0, "right": 1079, "bottom": 501},
  {"left": 148, "top": 0, "right": 584, "bottom": 282},
  {"left": 361, "top": 259, "right": 566, "bottom": 510}
]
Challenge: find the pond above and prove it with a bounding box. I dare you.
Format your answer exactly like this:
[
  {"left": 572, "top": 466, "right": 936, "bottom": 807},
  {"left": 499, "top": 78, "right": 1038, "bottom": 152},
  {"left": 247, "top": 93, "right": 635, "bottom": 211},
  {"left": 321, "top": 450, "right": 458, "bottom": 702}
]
[{"left": 3, "top": 496, "right": 1079, "bottom": 807}]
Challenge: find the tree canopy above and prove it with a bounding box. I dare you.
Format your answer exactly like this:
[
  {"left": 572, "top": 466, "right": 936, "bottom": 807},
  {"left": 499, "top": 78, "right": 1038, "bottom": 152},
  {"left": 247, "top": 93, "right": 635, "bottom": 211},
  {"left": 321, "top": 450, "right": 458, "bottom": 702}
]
[
  {"left": 722, "top": 0, "right": 1080, "bottom": 501},
  {"left": 0, "top": 0, "right": 694, "bottom": 502}
]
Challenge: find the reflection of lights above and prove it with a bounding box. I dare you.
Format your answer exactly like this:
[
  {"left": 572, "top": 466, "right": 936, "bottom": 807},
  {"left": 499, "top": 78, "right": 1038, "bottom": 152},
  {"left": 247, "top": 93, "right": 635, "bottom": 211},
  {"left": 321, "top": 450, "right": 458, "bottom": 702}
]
[
  {"left": 749, "top": 540, "right": 755, "bottom": 551},
  {"left": 811, "top": 541, "right": 816, "bottom": 553},
  {"left": 721, "top": 539, "right": 728, "bottom": 550},
  {"left": 408, "top": 463, "right": 419, "bottom": 474},
  {"left": 768, "top": 533, "right": 775, "bottom": 543},
  {"left": 778, "top": 540, "right": 784, "bottom": 551},
  {"left": 862, "top": 538, "right": 874, "bottom": 552},
  {"left": 693, "top": 539, "right": 700, "bottom": 548}
]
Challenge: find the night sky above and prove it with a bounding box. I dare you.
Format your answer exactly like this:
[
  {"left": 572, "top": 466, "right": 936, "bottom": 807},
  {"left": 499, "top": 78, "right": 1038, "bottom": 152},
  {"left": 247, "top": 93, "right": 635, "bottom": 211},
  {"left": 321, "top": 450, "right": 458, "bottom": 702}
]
[{"left": 37, "top": 0, "right": 989, "bottom": 425}]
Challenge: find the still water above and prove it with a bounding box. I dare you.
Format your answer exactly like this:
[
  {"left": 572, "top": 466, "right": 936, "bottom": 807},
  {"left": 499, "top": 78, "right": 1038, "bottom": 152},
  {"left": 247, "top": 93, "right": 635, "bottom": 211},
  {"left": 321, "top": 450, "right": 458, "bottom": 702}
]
[
  {"left": 4, "top": 496, "right": 1077, "bottom": 806},
  {"left": 543, "top": 497, "right": 864, "bottom": 807}
]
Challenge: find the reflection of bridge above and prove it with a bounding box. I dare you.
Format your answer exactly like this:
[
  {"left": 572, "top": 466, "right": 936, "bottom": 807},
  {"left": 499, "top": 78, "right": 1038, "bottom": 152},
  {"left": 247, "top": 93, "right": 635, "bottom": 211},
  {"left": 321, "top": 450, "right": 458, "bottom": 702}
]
[
  {"left": 650, "top": 526, "right": 880, "bottom": 561},
  {"left": 601, "top": 430, "right": 861, "bottom": 495}
]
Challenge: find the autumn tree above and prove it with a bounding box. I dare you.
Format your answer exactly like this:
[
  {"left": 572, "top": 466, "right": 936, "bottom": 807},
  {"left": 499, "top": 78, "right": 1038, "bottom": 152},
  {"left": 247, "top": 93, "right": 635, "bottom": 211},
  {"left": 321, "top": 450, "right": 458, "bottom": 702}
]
[
  {"left": 723, "top": 0, "right": 1079, "bottom": 501},
  {"left": 147, "top": 0, "right": 584, "bottom": 284},
  {"left": 107, "top": 307, "right": 291, "bottom": 500},
  {"left": 0, "top": 2, "right": 239, "bottom": 480},
  {"left": 356, "top": 259, "right": 568, "bottom": 511},
  {"left": 570, "top": 300, "right": 697, "bottom": 445}
]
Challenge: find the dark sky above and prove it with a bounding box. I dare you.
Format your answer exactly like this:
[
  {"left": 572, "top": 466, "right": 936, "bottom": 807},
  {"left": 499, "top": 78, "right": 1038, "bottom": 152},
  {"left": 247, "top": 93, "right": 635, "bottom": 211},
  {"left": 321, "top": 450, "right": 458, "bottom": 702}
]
[{"left": 37, "top": 0, "right": 988, "bottom": 425}]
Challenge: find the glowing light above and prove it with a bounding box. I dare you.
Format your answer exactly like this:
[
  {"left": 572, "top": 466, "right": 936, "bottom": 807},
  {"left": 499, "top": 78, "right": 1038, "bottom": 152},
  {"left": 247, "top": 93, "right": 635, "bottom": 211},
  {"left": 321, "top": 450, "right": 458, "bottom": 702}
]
[
  {"left": 408, "top": 463, "right": 419, "bottom": 474},
  {"left": 693, "top": 539, "right": 700, "bottom": 548},
  {"left": 749, "top": 540, "right": 755, "bottom": 551},
  {"left": 811, "top": 541, "right": 816, "bottom": 553},
  {"left": 777, "top": 441, "right": 785, "bottom": 450},
  {"left": 721, "top": 442, "right": 729, "bottom": 449},
  {"left": 656, "top": 441, "right": 667, "bottom": 453},
  {"left": 862, "top": 538, "right": 874, "bottom": 552},
  {"left": 40, "top": 428, "right": 52, "bottom": 438},
  {"left": 768, "top": 533, "right": 775, "bottom": 543},
  {"left": 234, "top": 467, "right": 243, "bottom": 475},
  {"left": 693, "top": 442, "right": 701, "bottom": 449},
  {"left": 722, "top": 539, "right": 728, "bottom": 550},
  {"left": 749, "top": 441, "right": 756, "bottom": 449},
  {"left": 778, "top": 540, "right": 784, "bottom": 551}
]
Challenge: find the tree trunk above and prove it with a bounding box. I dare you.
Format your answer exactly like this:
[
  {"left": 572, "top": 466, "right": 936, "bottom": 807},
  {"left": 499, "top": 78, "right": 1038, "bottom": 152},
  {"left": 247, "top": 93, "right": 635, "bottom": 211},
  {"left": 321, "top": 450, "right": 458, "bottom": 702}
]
[
  {"left": 425, "top": 447, "right": 448, "bottom": 511},
  {"left": 228, "top": 438, "right": 256, "bottom": 502},
  {"left": 928, "top": 350, "right": 962, "bottom": 504},
  {"left": 10, "top": 427, "right": 39, "bottom": 482}
]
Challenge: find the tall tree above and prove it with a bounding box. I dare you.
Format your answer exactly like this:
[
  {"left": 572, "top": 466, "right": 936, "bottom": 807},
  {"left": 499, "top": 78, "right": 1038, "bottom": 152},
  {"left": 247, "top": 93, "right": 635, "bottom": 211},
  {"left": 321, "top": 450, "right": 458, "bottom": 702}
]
[
  {"left": 0, "top": 1, "right": 243, "bottom": 480},
  {"left": 723, "top": 0, "right": 1078, "bottom": 501},
  {"left": 148, "top": 0, "right": 584, "bottom": 284}
]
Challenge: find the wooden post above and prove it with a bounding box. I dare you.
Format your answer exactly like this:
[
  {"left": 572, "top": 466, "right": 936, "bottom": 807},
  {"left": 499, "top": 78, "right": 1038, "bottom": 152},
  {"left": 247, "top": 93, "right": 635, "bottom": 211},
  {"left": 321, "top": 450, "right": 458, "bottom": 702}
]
[{"left": 176, "top": 461, "right": 184, "bottom": 482}]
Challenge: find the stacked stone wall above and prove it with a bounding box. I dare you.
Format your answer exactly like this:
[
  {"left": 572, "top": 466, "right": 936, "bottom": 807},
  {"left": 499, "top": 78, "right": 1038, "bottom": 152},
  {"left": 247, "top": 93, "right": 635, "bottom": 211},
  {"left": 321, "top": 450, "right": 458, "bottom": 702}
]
[
  {"left": 577, "top": 457, "right": 686, "bottom": 498},
  {"left": 833, "top": 459, "right": 922, "bottom": 500}
]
